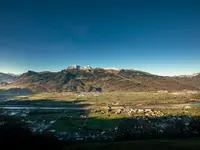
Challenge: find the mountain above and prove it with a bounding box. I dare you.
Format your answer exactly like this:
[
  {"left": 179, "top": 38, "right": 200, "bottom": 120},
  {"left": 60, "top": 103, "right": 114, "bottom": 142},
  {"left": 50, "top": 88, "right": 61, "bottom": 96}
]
[
  {"left": 176, "top": 73, "right": 200, "bottom": 78},
  {"left": 7, "top": 66, "right": 200, "bottom": 92},
  {"left": 0, "top": 72, "right": 16, "bottom": 83},
  {"left": 172, "top": 73, "right": 200, "bottom": 90},
  {"left": 192, "top": 73, "right": 200, "bottom": 80}
]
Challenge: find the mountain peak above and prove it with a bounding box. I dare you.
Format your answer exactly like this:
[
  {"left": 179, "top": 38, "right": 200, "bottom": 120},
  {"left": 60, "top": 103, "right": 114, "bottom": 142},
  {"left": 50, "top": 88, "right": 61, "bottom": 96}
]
[
  {"left": 191, "top": 73, "right": 200, "bottom": 77},
  {"left": 82, "top": 65, "right": 92, "bottom": 70},
  {"left": 177, "top": 73, "right": 200, "bottom": 78},
  {"left": 67, "top": 65, "right": 93, "bottom": 70},
  {"left": 67, "top": 65, "right": 81, "bottom": 70}
]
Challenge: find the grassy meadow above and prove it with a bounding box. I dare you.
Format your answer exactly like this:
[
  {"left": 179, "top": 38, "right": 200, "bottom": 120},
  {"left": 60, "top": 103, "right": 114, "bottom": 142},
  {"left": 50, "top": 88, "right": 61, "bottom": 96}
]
[{"left": 14, "top": 91, "right": 200, "bottom": 106}]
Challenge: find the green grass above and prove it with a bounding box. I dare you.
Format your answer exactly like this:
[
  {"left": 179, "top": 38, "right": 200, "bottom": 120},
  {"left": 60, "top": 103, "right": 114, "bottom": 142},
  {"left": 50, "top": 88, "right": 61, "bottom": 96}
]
[
  {"left": 86, "top": 117, "right": 123, "bottom": 129},
  {"left": 89, "top": 110, "right": 127, "bottom": 119},
  {"left": 25, "top": 113, "right": 61, "bottom": 120},
  {"left": 158, "top": 105, "right": 200, "bottom": 116},
  {"left": 15, "top": 92, "right": 78, "bottom": 101},
  {"left": 26, "top": 109, "right": 85, "bottom": 119},
  {"left": 25, "top": 114, "right": 42, "bottom": 120},
  {"left": 73, "top": 92, "right": 198, "bottom": 106},
  {"left": 192, "top": 93, "right": 200, "bottom": 99},
  {"left": 49, "top": 120, "right": 80, "bottom": 132},
  {"left": 14, "top": 91, "right": 199, "bottom": 106}
]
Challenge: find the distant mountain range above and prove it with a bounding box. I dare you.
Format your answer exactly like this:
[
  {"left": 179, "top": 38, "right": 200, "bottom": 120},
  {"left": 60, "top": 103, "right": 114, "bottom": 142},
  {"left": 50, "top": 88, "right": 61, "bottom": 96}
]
[
  {"left": 176, "top": 73, "right": 200, "bottom": 79},
  {"left": 0, "top": 65, "right": 200, "bottom": 92},
  {"left": 0, "top": 72, "right": 17, "bottom": 83}
]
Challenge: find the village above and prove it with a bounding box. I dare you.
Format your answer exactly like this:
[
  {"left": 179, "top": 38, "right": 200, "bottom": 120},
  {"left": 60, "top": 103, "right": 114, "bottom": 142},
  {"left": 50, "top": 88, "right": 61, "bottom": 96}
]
[{"left": 1, "top": 103, "right": 200, "bottom": 142}]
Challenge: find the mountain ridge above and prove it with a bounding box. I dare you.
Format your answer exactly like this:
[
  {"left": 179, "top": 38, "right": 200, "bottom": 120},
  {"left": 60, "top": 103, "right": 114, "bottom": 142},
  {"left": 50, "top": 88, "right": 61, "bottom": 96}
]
[
  {"left": 1, "top": 66, "right": 199, "bottom": 92},
  {"left": 1, "top": 65, "right": 199, "bottom": 77},
  {"left": 0, "top": 72, "right": 17, "bottom": 83}
]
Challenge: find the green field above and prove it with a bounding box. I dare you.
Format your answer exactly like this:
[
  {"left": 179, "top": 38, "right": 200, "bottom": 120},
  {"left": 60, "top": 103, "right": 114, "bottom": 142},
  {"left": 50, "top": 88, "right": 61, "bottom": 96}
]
[
  {"left": 2, "top": 91, "right": 200, "bottom": 133},
  {"left": 49, "top": 120, "right": 82, "bottom": 132},
  {"left": 14, "top": 91, "right": 200, "bottom": 106}
]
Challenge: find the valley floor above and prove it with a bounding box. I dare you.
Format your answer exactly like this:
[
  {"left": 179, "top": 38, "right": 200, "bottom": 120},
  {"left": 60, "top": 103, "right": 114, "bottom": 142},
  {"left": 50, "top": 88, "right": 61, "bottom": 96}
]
[{"left": 0, "top": 91, "right": 200, "bottom": 142}]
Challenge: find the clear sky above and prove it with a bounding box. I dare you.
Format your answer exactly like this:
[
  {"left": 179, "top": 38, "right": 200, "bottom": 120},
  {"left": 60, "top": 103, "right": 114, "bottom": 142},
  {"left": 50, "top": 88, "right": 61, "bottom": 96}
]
[{"left": 0, "top": 0, "right": 200, "bottom": 76}]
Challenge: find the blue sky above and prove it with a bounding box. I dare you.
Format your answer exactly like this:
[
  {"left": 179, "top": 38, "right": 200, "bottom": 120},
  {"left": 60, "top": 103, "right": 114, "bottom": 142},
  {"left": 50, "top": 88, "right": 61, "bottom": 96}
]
[{"left": 0, "top": 0, "right": 200, "bottom": 76}]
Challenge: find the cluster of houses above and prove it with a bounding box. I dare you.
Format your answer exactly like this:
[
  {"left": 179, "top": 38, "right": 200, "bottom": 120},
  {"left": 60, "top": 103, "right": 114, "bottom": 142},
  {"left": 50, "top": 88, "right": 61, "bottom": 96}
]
[
  {"left": 27, "top": 120, "right": 56, "bottom": 133},
  {"left": 1, "top": 107, "right": 200, "bottom": 142},
  {"left": 52, "top": 115, "right": 200, "bottom": 142},
  {"left": 2, "top": 109, "right": 30, "bottom": 117}
]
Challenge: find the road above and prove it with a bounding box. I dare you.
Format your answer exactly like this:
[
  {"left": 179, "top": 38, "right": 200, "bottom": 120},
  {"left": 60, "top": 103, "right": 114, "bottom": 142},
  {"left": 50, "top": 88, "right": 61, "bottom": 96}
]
[
  {"left": 0, "top": 102, "right": 199, "bottom": 110},
  {"left": 0, "top": 106, "right": 91, "bottom": 110}
]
